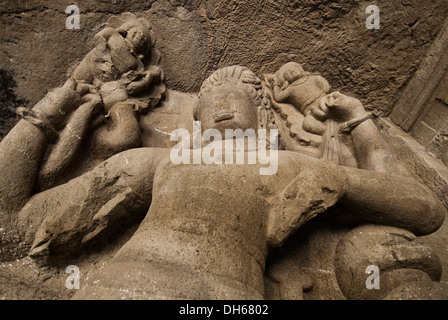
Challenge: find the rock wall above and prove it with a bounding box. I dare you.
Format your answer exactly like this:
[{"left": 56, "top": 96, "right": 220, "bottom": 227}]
[{"left": 1, "top": 0, "right": 448, "bottom": 138}]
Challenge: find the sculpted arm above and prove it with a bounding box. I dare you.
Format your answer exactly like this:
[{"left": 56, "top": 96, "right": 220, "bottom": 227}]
[
  {"left": 125, "top": 65, "right": 162, "bottom": 96},
  {"left": 90, "top": 101, "right": 142, "bottom": 160},
  {"left": 340, "top": 166, "right": 445, "bottom": 236},
  {"left": 323, "top": 92, "right": 410, "bottom": 174},
  {"left": 38, "top": 85, "right": 103, "bottom": 190},
  {"left": 267, "top": 158, "right": 446, "bottom": 247},
  {"left": 271, "top": 84, "right": 292, "bottom": 104},
  {"left": 318, "top": 93, "right": 446, "bottom": 234},
  {"left": 18, "top": 148, "right": 169, "bottom": 263},
  {"left": 0, "top": 79, "right": 81, "bottom": 215}
]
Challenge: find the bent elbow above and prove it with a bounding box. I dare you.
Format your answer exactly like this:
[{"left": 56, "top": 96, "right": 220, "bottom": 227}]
[
  {"left": 425, "top": 198, "right": 446, "bottom": 235},
  {"left": 412, "top": 194, "right": 446, "bottom": 236}
]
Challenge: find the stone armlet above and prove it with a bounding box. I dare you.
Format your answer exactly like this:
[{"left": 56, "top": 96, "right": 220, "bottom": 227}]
[
  {"left": 339, "top": 112, "right": 375, "bottom": 134},
  {"left": 16, "top": 107, "right": 59, "bottom": 142}
]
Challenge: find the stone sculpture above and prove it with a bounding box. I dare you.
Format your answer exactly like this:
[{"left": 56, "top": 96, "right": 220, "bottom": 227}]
[
  {"left": 21, "top": 12, "right": 165, "bottom": 191},
  {"left": 265, "top": 62, "right": 447, "bottom": 299},
  {"left": 0, "top": 14, "right": 446, "bottom": 300}
]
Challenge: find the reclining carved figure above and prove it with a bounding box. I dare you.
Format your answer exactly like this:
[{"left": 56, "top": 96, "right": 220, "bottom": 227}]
[{"left": 0, "top": 59, "right": 445, "bottom": 299}]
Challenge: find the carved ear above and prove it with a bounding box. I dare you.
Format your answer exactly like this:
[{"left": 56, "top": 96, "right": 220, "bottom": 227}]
[{"left": 258, "top": 106, "right": 268, "bottom": 129}]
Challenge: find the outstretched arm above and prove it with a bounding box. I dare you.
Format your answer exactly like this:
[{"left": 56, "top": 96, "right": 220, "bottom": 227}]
[
  {"left": 321, "top": 93, "right": 445, "bottom": 233},
  {"left": 93, "top": 27, "right": 118, "bottom": 47},
  {"left": 323, "top": 91, "right": 410, "bottom": 175},
  {"left": 0, "top": 79, "right": 81, "bottom": 215},
  {"left": 267, "top": 158, "right": 446, "bottom": 247}
]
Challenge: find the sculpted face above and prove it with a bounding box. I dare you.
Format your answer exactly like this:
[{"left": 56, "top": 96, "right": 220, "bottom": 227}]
[
  {"left": 196, "top": 84, "right": 259, "bottom": 134},
  {"left": 126, "top": 26, "right": 148, "bottom": 52},
  {"left": 280, "top": 62, "right": 305, "bottom": 83}
]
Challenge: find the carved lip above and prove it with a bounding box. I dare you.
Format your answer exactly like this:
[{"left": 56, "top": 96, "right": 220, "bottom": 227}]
[{"left": 213, "top": 111, "right": 234, "bottom": 123}]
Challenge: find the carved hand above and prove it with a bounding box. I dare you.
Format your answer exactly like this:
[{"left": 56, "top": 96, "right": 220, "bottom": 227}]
[
  {"left": 31, "top": 78, "right": 82, "bottom": 128},
  {"left": 77, "top": 82, "right": 103, "bottom": 114},
  {"left": 324, "top": 91, "right": 368, "bottom": 122},
  {"left": 126, "top": 65, "right": 162, "bottom": 96}
]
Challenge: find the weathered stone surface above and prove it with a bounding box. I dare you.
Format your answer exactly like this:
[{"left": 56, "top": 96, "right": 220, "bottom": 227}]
[
  {"left": 1, "top": 2, "right": 448, "bottom": 302},
  {"left": 2, "top": 0, "right": 448, "bottom": 140},
  {"left": 384, "top": 281, "right": 448, "bottom": 300},
  {"left": 378, "top": 117, "right": 448, "bottom": 290},
  {"left": 335, "top": 224, "right": 442, "bottom": 300}
]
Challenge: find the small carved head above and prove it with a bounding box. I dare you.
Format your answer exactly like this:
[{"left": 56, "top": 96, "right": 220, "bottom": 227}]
[
  {"left": 117, "top": 18, "right": 153, "bottom": 56},
  {"left": 195, "top": 66, "right": 276, "bottom": 133},
  {"left": 276, "top": 62, "right": 310, "bottom": 85}
]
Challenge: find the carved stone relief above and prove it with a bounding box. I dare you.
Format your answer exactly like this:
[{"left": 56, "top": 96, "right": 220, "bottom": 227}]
[{"left": 0, "top": 11, "right": 447, "bottom": 301}]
